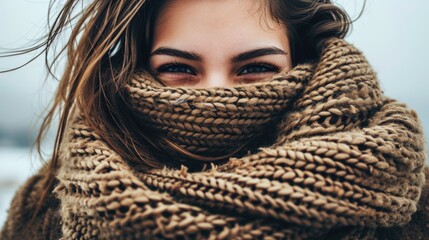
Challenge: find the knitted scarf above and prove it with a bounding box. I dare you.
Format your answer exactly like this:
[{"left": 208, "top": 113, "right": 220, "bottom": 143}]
[{"left": 52, "top": 38, "right": 427, "bottom": 239}]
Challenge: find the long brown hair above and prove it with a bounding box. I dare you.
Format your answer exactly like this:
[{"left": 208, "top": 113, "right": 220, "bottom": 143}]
[{"left": 1, "top": 0, "right": 362, "bottom": 222}]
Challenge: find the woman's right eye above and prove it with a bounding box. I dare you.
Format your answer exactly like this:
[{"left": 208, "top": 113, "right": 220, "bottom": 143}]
[
  {"left": 155, "top": 63, "right": 196, "bottom": 75},
  {"left": 152, "top": 63, "right": 198, "bottom": 86}
]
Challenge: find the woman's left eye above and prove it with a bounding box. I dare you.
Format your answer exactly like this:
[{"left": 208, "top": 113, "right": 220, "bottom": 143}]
[{"left": 238, "top": 63, "right": 280, "bottom": 75}]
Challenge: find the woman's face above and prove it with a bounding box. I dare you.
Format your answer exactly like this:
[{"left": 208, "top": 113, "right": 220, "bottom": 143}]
[{"left": 150, "top": 0, "right": 292, "bottom": 87}]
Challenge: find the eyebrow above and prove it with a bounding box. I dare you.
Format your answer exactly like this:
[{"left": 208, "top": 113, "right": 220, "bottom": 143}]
[
  {"left": 150, "top": 47, "right": 287, "bottom": 62},
  {"left": 232, "top": 47, "right": 287, "bottom": 62},
  {"left": 151, "top": 47, "right": 203, "bottom": 61}
]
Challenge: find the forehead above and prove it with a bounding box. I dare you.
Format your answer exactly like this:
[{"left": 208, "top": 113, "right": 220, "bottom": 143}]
[{"left": 152, "top": 0, "right": 287, "bottom": 53}]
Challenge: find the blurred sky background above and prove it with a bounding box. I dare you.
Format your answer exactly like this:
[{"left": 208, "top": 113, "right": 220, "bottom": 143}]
[{"left": 1, "top": 0, "right": 429, "bottom": 225}]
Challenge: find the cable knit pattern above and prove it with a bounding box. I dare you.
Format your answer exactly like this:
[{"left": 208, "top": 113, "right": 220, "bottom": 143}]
[{"left": 52, "top": 38, "right": 427, "bottom": 239}]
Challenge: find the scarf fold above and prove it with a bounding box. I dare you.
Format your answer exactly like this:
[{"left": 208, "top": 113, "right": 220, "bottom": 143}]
[
  {"left": 127, "top": 63, "right": 313, "bottom": 161},
  {"left": 54, "top": 38, "right": 427, "bottom": 239}
]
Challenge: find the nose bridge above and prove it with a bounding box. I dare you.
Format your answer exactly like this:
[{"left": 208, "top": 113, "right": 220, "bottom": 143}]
[{"left": 199, "top": 69, "right": 231, "bottom": 88}]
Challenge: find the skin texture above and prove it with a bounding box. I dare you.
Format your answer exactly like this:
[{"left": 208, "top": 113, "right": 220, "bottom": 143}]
[{"left": 150, "top": 0, "right": 292, "bottom": 87}]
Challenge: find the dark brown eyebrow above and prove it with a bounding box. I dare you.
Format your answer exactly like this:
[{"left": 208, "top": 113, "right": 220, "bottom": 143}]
[
  {"left": 150, "top": 47, "right": 287, "bottom": 62},
  {"left": 151, "top": 47, "right": 203, "bottom": 61},
  {"left": 232, "top": 47, "right": 287, "bottom": 63}
]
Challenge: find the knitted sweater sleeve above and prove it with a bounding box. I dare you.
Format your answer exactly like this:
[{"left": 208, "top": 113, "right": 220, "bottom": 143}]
[{"left": 0, "top": 164, "right": 62, "bottom": 240}]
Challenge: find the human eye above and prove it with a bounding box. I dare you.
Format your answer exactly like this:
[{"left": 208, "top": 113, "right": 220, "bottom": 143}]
[
  {"left": 152, "top": 62, "right": 198, "bottom": 86},
  {"left": 155, "top": 62, "right": 196, "bottom": 75},
  {"left": 236, "top": 62, "right": 280, "bottom": 84},
  {"left": 237, "top": 63, "right": 280, "bottom": 76}
]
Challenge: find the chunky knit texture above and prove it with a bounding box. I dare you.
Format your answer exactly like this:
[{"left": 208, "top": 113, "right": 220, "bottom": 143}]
[
  {"left": 2, "top": 38, "right": 427, "bottom": 240},
  {"left": 127, "top": 64, "right": 312, "bottom": 161}
]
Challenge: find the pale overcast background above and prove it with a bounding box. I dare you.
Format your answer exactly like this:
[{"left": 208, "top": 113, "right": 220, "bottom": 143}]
[{"left": 1, "top": 0, "right": 428, "bottom": 225}]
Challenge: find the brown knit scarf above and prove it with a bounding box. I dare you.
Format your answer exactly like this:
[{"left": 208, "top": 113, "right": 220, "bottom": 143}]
[
  {"left": 53, "top": 38, "right": 427, "bottom": 239},
  {"left": 127, "top": 61, "right": 312, "bottom": 162}
]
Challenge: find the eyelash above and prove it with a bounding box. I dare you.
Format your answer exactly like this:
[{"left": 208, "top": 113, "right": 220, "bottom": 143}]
[
  {"left": 154, "top": 61, "right": 281, "bottom": 76},
  {"left": 154, "top": 61, "right": 197, "bottom": 75},
  {"left": 237, "top": 62, "right": 281, "bottom": 76}
]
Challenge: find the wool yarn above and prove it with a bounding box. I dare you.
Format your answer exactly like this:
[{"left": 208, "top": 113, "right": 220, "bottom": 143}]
[
  {"left": 53, "top": 38, "right": 427, "bottom": 239},
  {"left": 127, "top": 62, "right": 312, "bottom": 161}
]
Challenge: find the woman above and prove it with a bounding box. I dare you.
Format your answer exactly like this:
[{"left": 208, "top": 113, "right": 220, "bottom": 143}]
[{"left": 1, "top": 0, "right": 428, "bottom": 239}]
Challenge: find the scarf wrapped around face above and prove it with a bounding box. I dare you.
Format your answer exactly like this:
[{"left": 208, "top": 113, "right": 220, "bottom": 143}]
[{"left": 53, "top": 38, "right": 427, "bottom": 239}]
